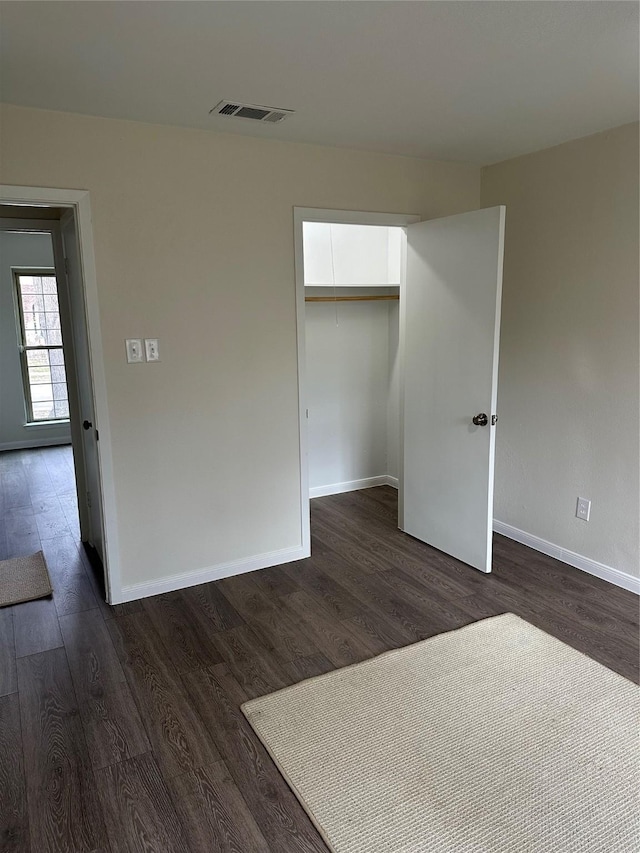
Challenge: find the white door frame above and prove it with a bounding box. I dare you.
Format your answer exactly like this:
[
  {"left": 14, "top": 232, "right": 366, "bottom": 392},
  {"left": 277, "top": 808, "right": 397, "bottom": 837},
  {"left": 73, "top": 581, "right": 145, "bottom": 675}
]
[
  {"left": 0, "top": 185, "right": 121, "bottom": 603},
  {"left": 293, "top": 207, "right": 420, "bottom": 555}
]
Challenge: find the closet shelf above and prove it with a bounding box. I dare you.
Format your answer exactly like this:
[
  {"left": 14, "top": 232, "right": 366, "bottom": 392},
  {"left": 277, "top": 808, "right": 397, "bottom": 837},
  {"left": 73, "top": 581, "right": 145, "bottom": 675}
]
[{"left": 305, "top": 294, "right": 399, "bottom": 303}]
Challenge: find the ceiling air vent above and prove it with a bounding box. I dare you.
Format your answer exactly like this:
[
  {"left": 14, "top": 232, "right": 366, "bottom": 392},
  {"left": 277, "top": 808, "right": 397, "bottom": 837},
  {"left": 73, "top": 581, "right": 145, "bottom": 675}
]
[{"left": 210, "top": 100, "right": 294, "bottom": 124}]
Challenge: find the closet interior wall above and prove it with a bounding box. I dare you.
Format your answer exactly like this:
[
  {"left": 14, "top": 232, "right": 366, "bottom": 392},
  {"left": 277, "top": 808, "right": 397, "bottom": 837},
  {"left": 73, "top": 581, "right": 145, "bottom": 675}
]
[{"left": 303, "top": 223, "right": 401, "bottom": 497}]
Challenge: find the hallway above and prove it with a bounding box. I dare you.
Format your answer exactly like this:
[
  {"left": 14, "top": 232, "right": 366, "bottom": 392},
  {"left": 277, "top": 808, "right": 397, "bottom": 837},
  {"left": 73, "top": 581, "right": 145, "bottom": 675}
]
[{"left": 0, "top": 445, "right": 105, "bottom": 661}]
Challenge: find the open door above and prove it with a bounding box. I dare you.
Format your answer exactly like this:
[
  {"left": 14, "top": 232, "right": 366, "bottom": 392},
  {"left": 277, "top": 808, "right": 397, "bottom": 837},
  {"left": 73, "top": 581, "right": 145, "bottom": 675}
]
[
  {"left": 60, "top": 211, "right": 104, "bottom": 561},
  {"left": 400, "top": 206, "right": 505, "bottom": 572}
]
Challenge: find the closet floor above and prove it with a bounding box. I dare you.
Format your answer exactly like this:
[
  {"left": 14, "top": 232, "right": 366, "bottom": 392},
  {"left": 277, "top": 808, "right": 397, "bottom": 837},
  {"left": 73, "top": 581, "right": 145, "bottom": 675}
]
[{"left": 0, "top": 460, "right": 637, "bottom": 852}]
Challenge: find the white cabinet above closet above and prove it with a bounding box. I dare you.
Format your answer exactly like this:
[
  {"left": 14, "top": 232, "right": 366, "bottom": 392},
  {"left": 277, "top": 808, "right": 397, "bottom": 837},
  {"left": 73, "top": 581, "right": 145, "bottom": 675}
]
[{"left": 303, "top": 222, "right": 402, "bottom": 286}]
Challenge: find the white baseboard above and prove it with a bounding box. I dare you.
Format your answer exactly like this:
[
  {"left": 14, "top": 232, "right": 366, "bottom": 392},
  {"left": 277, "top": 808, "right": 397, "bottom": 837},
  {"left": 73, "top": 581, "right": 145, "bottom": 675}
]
[
  {"left": 116, "top": 544, "right": 309, "bottom": 604},
  {"left": 0, "top": 437, "right": 71, "bottom": 452},
  {"left": 310, "top": 474, "right": 398, "bottom": 499},
  {"left": 493, "top": 520, "right": 640, "bottom": 595}
]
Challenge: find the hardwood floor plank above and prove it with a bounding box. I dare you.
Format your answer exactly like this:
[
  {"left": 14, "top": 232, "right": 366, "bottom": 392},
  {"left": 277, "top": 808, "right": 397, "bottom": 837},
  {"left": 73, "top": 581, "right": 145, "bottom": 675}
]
[
  {"left": 0, "top": 693, "right": 29, "bottom": 852},
  {"left": 43, "top": 535, "right": 99, "bottom": 617},
  {"left": 284, "top": 559, "right": 362, "bottom": 619},
  {"left": 103, "top": 600, "right": 144, "bottom": 620},
  {"left": 4, "top": 506, "right": 39, "bottom": 540},
  {"left": 249, "top": 564, "right": 300, "bottom": 599},
  {"left": 342, "top": 605, "right": 417, "bottom": 656},
  {"left": 0, "top": 607, "right": 17, "bottom": 696},
  {"left": 17, "top": 648, "right": 108, "bottom": 852},
  {"left": 212, "top": 624, "right": 290, "bottom": 699},
  {"left": 1, "top": 464, "right": 30, "bottom": 510},
  {"left": 107, "top": 612, "right": 220, "bottom": 778},
  {"left": 13, "top": 597, "right": 63, "bottom": 658},
  {"left": 182, "top": 664, "right": 329, "bottom": 852},
  {"left": 218, "top": 575, "right": 315, "bottom": 663},
  {"left": 43, "top": 450, "right": 76, "bottom": 499},
  {"left": 79, "top": 684, "right": 152, "bottom": 771},
  {"left": 96, "top": 752, "right": 189, "bottom": 853},
  {"left": 142, "top": 591, "right": 224, "bottom": 674},
  {"left": 58, "top": 607, "right": 127, "bottom": 702},
  {"left": 216, "top": 573, "right": 274, "bottom": 620},
  {"left": 169, "top": 759, "right": 271, "bottom": 853},
  {"left": 280, "top": 590, "right": 377, "bottom": 667},
  {"left": 276, "top": 651, "right": 336, "bottom": 685},
  {"left": 318, "top": 555, "right": 431, "bottom": 642},
  {"left": 181, "top": 582, "right": 244, "bottom": 632},
  {"left": 241, "top": 598, "right": 317, "bottom": 663},
  {"left": 32, "top": 497, "right": 71, "bottom": 541}
]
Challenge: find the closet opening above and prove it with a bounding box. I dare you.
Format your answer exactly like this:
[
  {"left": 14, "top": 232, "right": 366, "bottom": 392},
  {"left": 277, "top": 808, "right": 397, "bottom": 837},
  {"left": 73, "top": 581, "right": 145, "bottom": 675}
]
[{"left": 294, "top": 208, "right": 420, "bottom": 557}]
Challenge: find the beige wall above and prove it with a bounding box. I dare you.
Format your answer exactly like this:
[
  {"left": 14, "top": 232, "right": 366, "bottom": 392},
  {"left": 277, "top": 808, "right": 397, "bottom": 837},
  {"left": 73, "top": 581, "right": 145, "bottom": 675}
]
[
  {"left": 482, "top": 123, "right": 639, "bottom": 578},
  {"left": 0, "top": 104, "right": 480, "bottom": 591}
]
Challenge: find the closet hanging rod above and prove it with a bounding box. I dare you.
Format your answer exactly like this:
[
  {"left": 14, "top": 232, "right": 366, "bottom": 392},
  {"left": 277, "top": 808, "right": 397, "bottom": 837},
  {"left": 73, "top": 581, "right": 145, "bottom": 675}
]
[{"left": 305, "top": 294, "right": 399, "bottom": 303}]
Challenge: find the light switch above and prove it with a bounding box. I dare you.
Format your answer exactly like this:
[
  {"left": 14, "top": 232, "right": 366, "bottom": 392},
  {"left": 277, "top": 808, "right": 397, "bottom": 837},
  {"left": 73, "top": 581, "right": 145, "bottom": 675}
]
[
  {"left": 126, "top": 339, "right": 143, "bottom": 363},
  {"left": 145, "top": 338, "right": 160, "bottom": 362}
]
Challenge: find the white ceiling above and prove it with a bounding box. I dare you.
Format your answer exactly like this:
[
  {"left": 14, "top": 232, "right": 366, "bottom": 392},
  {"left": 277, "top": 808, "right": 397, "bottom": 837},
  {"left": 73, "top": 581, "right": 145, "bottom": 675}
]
[{"left": 0, "top": 1, "right": 637, "bottom": 164}]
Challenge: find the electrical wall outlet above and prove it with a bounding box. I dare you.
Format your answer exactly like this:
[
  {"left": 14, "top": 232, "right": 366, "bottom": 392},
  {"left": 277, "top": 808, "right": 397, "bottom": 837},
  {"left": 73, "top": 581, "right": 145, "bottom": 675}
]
[
  {"left": 145, "top": 338, "right": 160, "bottom": 362},
  {"left": 125, "top": 339, "right": 144, "bottom": 363},
  {"left": 576, "top": 497, "right": 591, "bottom": 521}
]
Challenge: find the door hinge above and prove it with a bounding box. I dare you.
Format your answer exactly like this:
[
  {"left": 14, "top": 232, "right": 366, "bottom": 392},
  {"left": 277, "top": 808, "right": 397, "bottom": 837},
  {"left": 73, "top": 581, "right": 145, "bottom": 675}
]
[
  {"left": 64, "top": 256, "right": 70, "bottom": 276},
  {"left": 86, "top": 490, "right": 92, "bottom": 509},
  {"left": 95, "top": 429, "right": 99, "bottom": 441},
  {"left": 491, "top": 414, "right": 498, "bottom": 425}
]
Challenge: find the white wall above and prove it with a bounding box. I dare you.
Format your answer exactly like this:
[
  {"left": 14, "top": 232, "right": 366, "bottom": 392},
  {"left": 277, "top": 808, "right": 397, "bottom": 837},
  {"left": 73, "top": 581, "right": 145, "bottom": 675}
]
[
  {"left": 306, "top": 293, "right": 397, "bottom": 493},
  {"left": 0, "top": 230, "right": 71, "bottom": 449},
  {"left": 481, "top": 122, "right": 639, "bottom": 579},
  {"left": 303, "top": 223, "right": 402, "bottom": 286},
  {"left": 0, "top": 104, "right": 480, "bottom": 595}
]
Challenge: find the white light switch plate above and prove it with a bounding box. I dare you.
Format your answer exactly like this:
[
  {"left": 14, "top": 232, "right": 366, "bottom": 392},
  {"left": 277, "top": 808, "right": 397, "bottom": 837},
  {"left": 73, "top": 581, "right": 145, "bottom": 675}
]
[
  {"left": 126, "top": 339, "right": 144, "bottom": 363},
  {"left": 145, "top": 338, "right": 160, "bottom": 362},
  {"left": 576, "top": 497, "right": 591, "bottom": 521}
]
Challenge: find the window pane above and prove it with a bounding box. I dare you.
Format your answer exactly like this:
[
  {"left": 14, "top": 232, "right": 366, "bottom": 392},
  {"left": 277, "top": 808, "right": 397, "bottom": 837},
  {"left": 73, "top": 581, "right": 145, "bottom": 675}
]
[
  {"left": 25, "top": 329, "right": 45, "bottom": 346},
  {"left": 51, "top": 364, "right": 66, "bottom": 383},
  {"left": 49, "top": 349, "right": 65, "bottom": 365},
  {"left": 31, "top": 383, "right": 53, "bottom": 403},
  {"left": 46, "top": 329, "right": 63, "bottom": 346},
  {"left": 53, "top": 383, "right": 67, "bottom": 401},
  {"left": 43, "top": 294, "right": 59, "bottom": 311},
  {"left": 54, "top": 400, "right": 69, "bottom": 418},
  {"left": 24, "top": 311, "right": 46, "bottom": 331},
  {"left": 18, "top": 277, "right": 42, "bottom": 295},
  {"left": 44, "top": 312, "right": 61, "bottom": 331},
  {"left": 22, "top": 293, "right": 44, "bottom": 313},
  {"left": 29, "top": 366, "right": 52, "bottom": 385},
  {"left": 42, "top": 277, "right": 57, "bottom": 294},
  {"left": 32, "top": 401, "right": 56, "bottom": 420},
  {"left": 26, "top": 349, "right": 50, "bottom": 367}
]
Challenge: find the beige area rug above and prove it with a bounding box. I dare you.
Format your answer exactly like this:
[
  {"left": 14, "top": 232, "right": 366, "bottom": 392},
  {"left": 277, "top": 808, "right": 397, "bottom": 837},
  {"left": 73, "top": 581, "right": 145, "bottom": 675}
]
[
  {"left": 242, "top": 613, "right": 640, "bottom": 853},
  {"left": 0, "top": 550, "right": 52, "bottom": 607}
]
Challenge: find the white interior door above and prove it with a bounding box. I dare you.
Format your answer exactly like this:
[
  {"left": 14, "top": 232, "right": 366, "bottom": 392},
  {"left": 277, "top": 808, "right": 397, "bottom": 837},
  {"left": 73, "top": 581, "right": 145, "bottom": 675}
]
[
  {"left": 60, "top": 212, "right": 104, "bottom": 560},
  {"left": 401, "top": 206, "right": 505, "bottom": 572}
]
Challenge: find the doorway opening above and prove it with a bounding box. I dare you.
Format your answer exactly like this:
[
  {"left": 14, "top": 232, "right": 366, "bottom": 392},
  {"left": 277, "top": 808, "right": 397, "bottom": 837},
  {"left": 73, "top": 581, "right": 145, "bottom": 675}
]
[{"left": 0, "top": 194, "right": 116, "bottom": 601}]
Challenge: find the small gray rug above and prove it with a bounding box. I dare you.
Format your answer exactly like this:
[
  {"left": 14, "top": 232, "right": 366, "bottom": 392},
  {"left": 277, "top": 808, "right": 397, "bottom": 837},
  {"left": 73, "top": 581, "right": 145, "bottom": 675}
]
[
  {"left": 0, "top": 550, "right": 52, "bottom": 607},
  {"left": 242, "top": 613, "right": 640, "bottom": 853}
]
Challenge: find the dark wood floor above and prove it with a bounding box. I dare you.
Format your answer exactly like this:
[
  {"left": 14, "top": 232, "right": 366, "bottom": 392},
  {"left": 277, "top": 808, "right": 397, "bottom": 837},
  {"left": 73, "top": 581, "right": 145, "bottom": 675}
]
[{"left": 0, "top": 446, "right": 638, "bottom": 852}]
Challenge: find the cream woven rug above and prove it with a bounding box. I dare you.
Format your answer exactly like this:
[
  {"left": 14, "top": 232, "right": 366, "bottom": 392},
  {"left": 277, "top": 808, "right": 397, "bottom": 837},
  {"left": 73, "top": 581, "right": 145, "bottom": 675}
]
[
  {"left": 242, "top": 613, "right": 640, "bottom": 853},
  {"left": 0, "top": 550, "right": 52, "bottom": 607}
]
